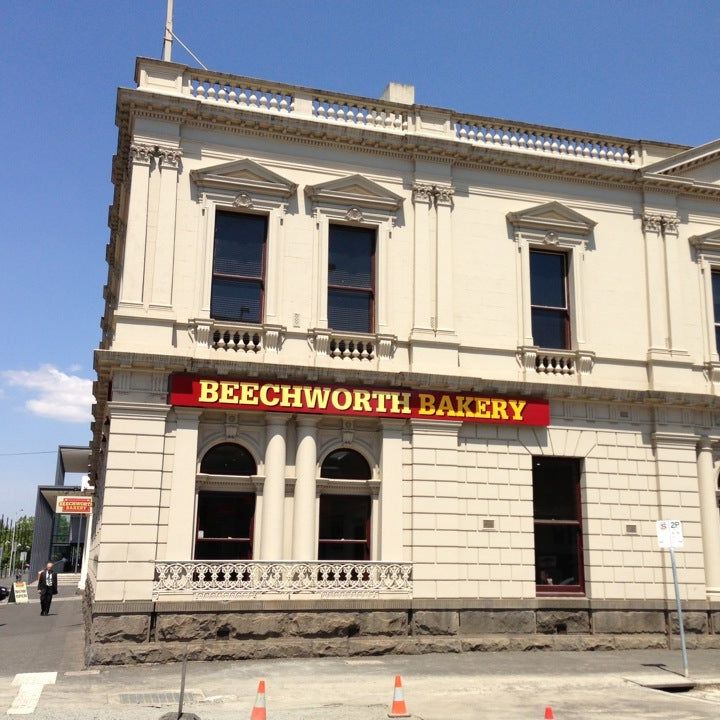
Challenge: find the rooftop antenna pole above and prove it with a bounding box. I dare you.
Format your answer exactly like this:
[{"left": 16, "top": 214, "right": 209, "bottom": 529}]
[{"left": 162, "top": 0, "right": 174, "bottom": 61}]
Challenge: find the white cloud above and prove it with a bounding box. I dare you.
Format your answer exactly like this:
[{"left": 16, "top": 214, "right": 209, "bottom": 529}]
[{"left": 2, "top": 365, "right": 93, "bottom": 423}]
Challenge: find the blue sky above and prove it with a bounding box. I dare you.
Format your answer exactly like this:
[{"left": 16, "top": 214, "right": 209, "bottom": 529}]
[{"left": 1, "top": 1, "right": 719, "bottom": 519}]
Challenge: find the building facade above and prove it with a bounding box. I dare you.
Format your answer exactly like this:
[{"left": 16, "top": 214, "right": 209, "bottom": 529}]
[
  {"left": 85, "top": 57, "right": 720, "bottom": 663},
  {"left": 29, "top": 445, "right": 92, "bottom": 582}
]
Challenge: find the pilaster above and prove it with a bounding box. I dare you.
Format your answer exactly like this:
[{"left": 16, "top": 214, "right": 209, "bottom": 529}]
[
  {"left": 697, "top": 438, "right": 720, "bottom": 596},
  {"left": 379, "top": 419, "right": 406, "bottom": 561},
  {"left": 119, "top": 144, "right": 154, "bottom": 305},
  {"left": 165, "top": 407, "right": 201, "bottom": 559}
]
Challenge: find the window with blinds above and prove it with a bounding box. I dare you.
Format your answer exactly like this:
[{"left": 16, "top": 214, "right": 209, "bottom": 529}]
[
  {"left": 210, "top": 211, "right": 267, "bottom": 324},
  {"left": 328, "top": 225, "right": 375, "bottom": 333},
  {"left": 530, "top": 250, "right": 570, "bottom": 349}
]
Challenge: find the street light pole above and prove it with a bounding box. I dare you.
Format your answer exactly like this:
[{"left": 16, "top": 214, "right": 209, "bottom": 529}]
[
  {"left": 9, "top": 519, "right": 16, "bottom": 579},
  {"left": 8, "top": 510, "right": 24, "bottom": 580}
]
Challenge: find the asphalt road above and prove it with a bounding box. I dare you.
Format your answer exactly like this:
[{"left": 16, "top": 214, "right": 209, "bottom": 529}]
[
  {"left": 2, "top": 590, "right": 720, "bottom": 719},
  {"left": 0, "top": 582, "right": 84, "bottom": 676}
]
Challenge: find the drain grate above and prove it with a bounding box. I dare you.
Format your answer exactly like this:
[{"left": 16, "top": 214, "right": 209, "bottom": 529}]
[{"left": 114, "top": 690, "right": 204, "bottom": 705}]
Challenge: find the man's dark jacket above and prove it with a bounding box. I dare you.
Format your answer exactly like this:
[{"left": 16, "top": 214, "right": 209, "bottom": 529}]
[{"left": 37, "top": 570, "right": 58, "bottom": 594}]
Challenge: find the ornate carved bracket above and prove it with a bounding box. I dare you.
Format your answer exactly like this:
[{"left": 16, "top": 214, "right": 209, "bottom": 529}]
[{"left": 642, "top": 211, "right": 680, "bottom": 235}]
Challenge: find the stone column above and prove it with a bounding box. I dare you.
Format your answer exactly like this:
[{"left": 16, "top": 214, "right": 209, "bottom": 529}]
[
  {"left": 292, "top": 416, "right": 319, "bottom": 560},
  {"left": 379, "top": 420, "right": 406, "bottom": 560},
  {"left": 697, "top": 438, "right": 720, "bottom": 596},
  {"left": 166, "top": 408, "right": 202, "bottom": 559},
  {"left": 260, "top": 415, "right": 289, "bottom": 559}
]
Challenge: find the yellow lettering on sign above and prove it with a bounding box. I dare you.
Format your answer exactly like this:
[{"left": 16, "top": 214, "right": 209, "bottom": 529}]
[
  {"left": 303, "top": 386, "right": 331, "bottom": 409},
  {"left": 390, "top": 392, "right": 412, "bottom": 415},
  {"left": 491, "top": 399, "right": 508, "bottom": 420},
  {"left": 238, "top": 383, "right": 259, "bottom": 406},
  {"left": 331, "top": 388, "right": 353, "bottom": 411},
  {"left": 418, "top": 393, "right": 435, "bottom": 415},
  {"left": 198, "top": 380, "right": 219, "bottom": 403},
  {"left": 374, "top": 392, "right": 393, "bottom": 413},
  {"left": 508, "top": 399, "right": 527, "bottom": 421},
  {"left": 455, "top": 395, "right": 475, "bottom": 418},
  {"left": 281, "top": 385, "right": 303, "bottom": 408},
  {"left": 260, "top": 384, "right": 280, "bottom": 407},
  {"left": 436, "top": 395, "right": 456, "bottom": 417},
  {"left": 353, "top": 390, "right": 372, "bottom": 412},
  {"left": 219, "top": 382, "right": 239, "bottom": 404},
  {"left": 475, "top": 398, "right": 491, "bottom": 418}
]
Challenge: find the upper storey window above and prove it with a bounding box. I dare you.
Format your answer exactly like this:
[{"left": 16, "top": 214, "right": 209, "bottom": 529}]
[
  {"left": 328, "top": 225, "right": 376, "bottom": 333},
  {"left": 530, "top": 250, "right": 570, "bottom": 349},
  {"left": 713, "top": 271, "right": 720, "bottom": 353},
  {"left": 210, "top": 211, "right": 267, "bottom": 324}
]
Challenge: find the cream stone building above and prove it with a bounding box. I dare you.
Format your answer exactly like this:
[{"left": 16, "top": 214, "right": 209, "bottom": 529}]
[{"left": 85, "top": 56, "right": 720, "bottom": 663}]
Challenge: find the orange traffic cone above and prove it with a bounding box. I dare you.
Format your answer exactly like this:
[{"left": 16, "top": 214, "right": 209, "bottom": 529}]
[
  {"left": 250, "top": 680, "right": 267, "bottom": 720},
  {"left": 388, "top": 675, "right": 410, "bottom": 718},
  {"left": 544, "top": 708, "right": 555, "bottom": 719}
]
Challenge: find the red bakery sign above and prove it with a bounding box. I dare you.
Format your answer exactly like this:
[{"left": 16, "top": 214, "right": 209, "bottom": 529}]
[{"left": 169, "top": 374, "right": 550, "bottom": 426}]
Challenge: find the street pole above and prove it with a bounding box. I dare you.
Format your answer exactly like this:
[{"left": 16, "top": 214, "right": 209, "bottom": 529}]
[
  {"left": 670, "top": 547, "right": 689, "bottom": 678},
  {"left": 162, "top": 0, "right": 174, "bottom": 61},
  {"left": 9, "top": 519, "right": 16, "bottom": 579}
]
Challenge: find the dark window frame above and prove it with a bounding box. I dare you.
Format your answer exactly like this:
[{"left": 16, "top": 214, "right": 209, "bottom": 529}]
[
  {"left": 194, "top": 490, "right": 256, "bottom": 560},
  {"left": 712, "top": 269, "right": 720, "bottom": 354},
  {"left": 533, "top": 457, "right": 585, "bottom": 596},
  {"left": 210, "top": 209, "right": 268, "bottom": 324},
  {"left": 530, "top": 249, "right": 571, "bottom": 350},
  {"left": 318, "top": 494, "right": 372, "bottom": 561},
  {"left": 200, "top": 442, "right": 257, "bottom": 477},
  {"left": 327, "top": 224, "right": 377, "bottom": 334}
]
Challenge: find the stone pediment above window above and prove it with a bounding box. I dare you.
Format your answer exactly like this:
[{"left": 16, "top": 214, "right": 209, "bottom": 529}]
[
  {"left": 507, "top": 201, "right": 597, "bottom": 239},
  {"left": 190, "top": 158, "right": 297, "bottom": 200},
  {"left": 690, "top": 228, "right": 720, "bottom": 260},
  {"left": 305, "top": 174, "right": 403, "bottom": 214},
  {"left": 644, "top": 139, "right": 720, "bottom": 185}
]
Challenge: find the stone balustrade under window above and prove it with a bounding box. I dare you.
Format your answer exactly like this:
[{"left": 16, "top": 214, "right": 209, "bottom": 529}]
[
  {"left": 309, "top": 329, "right": 397, "bottom": 362},
  {"left": 135, "top": 58, "right": 640, "bottom": 168},
  {"left": 517, "top": 346, "right": 596, "bottom": 376},
  {"left": 191, "top": 320, "right": 285, "bottom": 355},
  {"left": 153, "top": 560, "right": 413, "bottom": 600}
]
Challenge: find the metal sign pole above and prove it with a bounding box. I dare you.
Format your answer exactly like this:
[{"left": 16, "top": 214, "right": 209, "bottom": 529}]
[{"left": 669, "top": 547, "right": 689, "bottom": 678}]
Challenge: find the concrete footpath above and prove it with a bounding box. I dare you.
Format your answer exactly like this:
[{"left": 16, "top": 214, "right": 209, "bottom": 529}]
[{"left": 2, "top": 648, "right": 720, "bottom": 719}]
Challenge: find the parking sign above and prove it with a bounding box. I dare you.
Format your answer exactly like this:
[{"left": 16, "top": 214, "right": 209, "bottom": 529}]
[{"left": 656, "top": 520, "right": 684, "bottom": 549}]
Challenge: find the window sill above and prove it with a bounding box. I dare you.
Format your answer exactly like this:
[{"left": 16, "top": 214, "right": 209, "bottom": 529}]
[
  {"left": 309, "top": 328, "right": 397, "bottom": 361},
  {"left": 704, "top": 360, "right": 720, "bottom": 385},
  {"left": 192, "top": 318, "right": 286, "bottom": 353},
  {"left": 536, "top": 588, "right": 586, "bottom": 597},
  {"left": 518, "top": 345, "right": 595, "bottom": 376}
]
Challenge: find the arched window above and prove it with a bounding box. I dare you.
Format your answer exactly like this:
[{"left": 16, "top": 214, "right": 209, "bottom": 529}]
[
  {"left": 318, "top": 448, "right": 372, "bottom": 561},
  {"left": 200, "top": 443, "right": 256, "bottom": 476},
  {"left": 320, "top": 448, "right": 371, "bottom": 480}
]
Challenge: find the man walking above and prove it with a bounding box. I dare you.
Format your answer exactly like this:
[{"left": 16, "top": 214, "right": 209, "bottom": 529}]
[{"left": 37, "top": 562, "right": 58, "bottom": 616}]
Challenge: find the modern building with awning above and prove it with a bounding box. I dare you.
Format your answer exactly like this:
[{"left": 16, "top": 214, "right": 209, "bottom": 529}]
[{"left": 29, "top": 445, "right": 93, "bottom": 588}]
